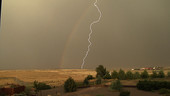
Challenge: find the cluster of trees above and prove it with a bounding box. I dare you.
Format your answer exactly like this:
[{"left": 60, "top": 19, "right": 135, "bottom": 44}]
[
  {"left": 63, "top": 65, "right": 170, "bottom": 93},
  {"left": 96, "top": 65, "right": 141, "bottom": 80},
  {"left": 137, "top": 80, "right": 170, "bottom": 91},
  {"left": 150, "top": 70, "right": 167, "bottom": 78},
  {"left": 96, "top": 65, "right": 170, "bottom": 80},
  {"left": 140, "top": 70, "right": 170, "bottom": 79}
]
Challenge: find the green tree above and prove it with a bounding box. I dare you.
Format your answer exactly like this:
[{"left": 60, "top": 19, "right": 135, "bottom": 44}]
[
  {"left": 64, "top": 77, "right": 77, "bottom": 92},
  {"left": 140, "top": 70, "right": 149, "bottom": 79},
  {"left": 33, "top": 80, "right": 39, "bottom": 93},
  {"left": 96, "top": 65, "right": 107, "bottom": 78},
  {"left": 118, "top": 69, "right": 126, "bottom": 80},
  {"left": 110, "top": 80, "right": 122, "bottom": 91},
  {"left": 96, "top": 76, "right": 102, "bottom": 85},
  {"left": 167, "top": 71, "right": 170, "bottom": 78},
  {"left": 83, "top": 78, "right": 89, "bottom": 86},
  {"left": 133, "top": 72, "right": 140, "bottom": 79},
  {"left": 103, "top": 71, "right": 111, "bottom": 79},
  {"left": 111, "top": 70, "right": 118, "bottom": 79},
  {"left": 158, "top": 70, "right": 165, "bottom": 78},
  {"left": 151, "top": 71, "right": 158, "bottom": 78},
  {"left": 126, "top": 71, "right": 133, "bottom": 80}
]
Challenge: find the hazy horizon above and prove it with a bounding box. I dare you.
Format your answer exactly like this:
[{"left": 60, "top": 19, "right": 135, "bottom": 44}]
[{"left": 0, "top": 0, "right": 170, "bottom": 70}]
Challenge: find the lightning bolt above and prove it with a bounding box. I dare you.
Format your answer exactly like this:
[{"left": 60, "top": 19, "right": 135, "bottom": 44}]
[{"left": 81, "top": 0, "right": 102, "bottom": 69}]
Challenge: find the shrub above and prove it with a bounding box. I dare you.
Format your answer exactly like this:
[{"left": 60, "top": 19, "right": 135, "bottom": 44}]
[
  {"left": 118, "top": 69, "right": 126, "bottom": 80},
  {"left": 140, "top": 70, "right": 149, "bottom": 79},
  {"left": 158, "top": 70, "right": 165, "bottom": 78},
  {"left": 110, "top": 80, "right": 122, "bottom": 91},
  {"left": 159, "top": 88, "right": 170, "bottom": 94},
  {"left": 96, "top": 65, "right": 107, "bottom": 78},
  {"left": 133, "top": 72, "right": 140, "bottom": 79},
  {"left": 96, "top": 76, "right": 102, "bottom": 85},
  {"left": 103, "top": 71, "right": 111, "bottom": 79},
  {"left": 137, "top": 80, "right": 170, "bottom": 91},
  {"left": 111, "top": 70, "right": 118, "bottom": 79},
  {"left": 96, "top": 95, "right": 104, "bottom": 96},
  {"left": 167, "top": 72, "right": 170, "bottom": 78},
  {"left": 137, "top": 80, "right": 153, "bottom": 91},
  {"left": 64, "top": 77, "right": 77, "bottom": 92},
  {"left": 151, "top": 71, "right": 158, "bottom": 78},
  {"left": 33, "top": 81, "right": 51, "bottom": 93},
  {"left": 119, "top": 90, "right": 130, "bottom": 96},
  {"left": 24, "top": 86, "right": 32, "bottom": 96},
  {"left": 86, "top": 75, "right": 95, "bottom": 80},
  {"left": 83, "top": 78, "right": 89, "bottom": 86},
  {"left": 126, "top": 71, "right": 133, "bottom": 80}
]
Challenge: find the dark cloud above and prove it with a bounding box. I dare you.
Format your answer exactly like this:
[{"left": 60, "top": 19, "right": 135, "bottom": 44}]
[{"left": 0, "top": 0, "right": 170, "bottom": 69}]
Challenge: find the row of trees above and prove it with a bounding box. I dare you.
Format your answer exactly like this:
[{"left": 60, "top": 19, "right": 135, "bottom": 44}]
[
  {"left": 96, "top": 65, "right": 170, "bottom": 80},
  {"left": 96, "top": 65, "right": 140, "bottom": 80}
]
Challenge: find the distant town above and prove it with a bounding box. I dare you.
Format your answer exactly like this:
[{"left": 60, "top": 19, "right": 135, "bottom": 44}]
[{"left": 131, "top": 66, "right": 164, "bottom": 70}]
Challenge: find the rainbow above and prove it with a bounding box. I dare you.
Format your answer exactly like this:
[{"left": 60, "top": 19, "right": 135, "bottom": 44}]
[{"left": 59, "top": 6, "right": 91, "bottom": 68}]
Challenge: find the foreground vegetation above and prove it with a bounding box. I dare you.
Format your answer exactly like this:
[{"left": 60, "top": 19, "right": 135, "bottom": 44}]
[
  {"left": 62, "top": 65, "right": 170, "bottom": 96},
  {"left": 1, "top": 65, "right": 170, "bottom": 96}
]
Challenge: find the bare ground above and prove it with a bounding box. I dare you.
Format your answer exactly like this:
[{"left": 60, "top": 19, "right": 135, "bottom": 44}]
[{"left": 38, "top": 87, "right": 162, "bottom": 96}]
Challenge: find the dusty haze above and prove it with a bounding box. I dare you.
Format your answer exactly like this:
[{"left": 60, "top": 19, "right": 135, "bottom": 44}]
[{"left": 0, "top": 0, "right": 170, "bottom": 69}]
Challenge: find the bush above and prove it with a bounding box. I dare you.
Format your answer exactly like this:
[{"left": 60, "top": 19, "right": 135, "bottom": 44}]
[
  {"left": 126, "top": 71, "right": 133, "bottom": 80},
  {"left": 96, "top": 65, "right": 107, "bottom": 78},
  {"left": 103, "top": 71, "right": 111, "bottom": 79},
  {"left": 140, "top": 70, "right": 149, "bottom": 79},
  {"left": 133, "top": 72, "right": 140, "bottom": 79},
  {"left": 110, "top": 80, "right": 122, "bottom": 91},
  {"left": 167, "top": 72, "right": 170, "bottom": 78},
  {"left": 96, "top": 95, "right": 104, "bottom": 96},
  {"left": 158, "top": 70, "right": 165, "bottom": 78},
  {"left": 119, "top": 90, "right": 130, "bottom": 96},
  {"left": 118, "top": 69, "right": 126, "bottom": 80},
  {"left": 33, "top": 81, "right": 51, "bottom": 93},
  {"left": 24, "top": 86, "right": 32, "bottom": 96},
  {"left": 136, "top": 80, "right": 153, "bottom": 91},
  {"left": 96, "top": 76, "right": 102, "bottom": 85},
  {"left": 83, "top": 78, "right": 89, "bottom": 86},
  {"left": 159, "top": 88, "right": 170, "bottom": 94},
  {"left": 151, "top": 71, "right": 158, "bottom": 78},
  {"left": 64, "top": 77, "right": 77, "bottom": 92},
  {"left": 111, "top": 70, "right": 118, "bottom": 79},
  {"left": 137, "top": 80, "right": 170, "bottom": 91},
  {"left": 86, "top": 75, "right": 95, "bottom": 80}
]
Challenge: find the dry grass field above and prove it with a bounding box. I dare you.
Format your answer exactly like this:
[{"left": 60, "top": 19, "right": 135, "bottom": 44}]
[
  {"left": 0, "top": 69, "right": 170, "bottom": 86},
  {"left": 0, "top": 69, "right": 96, "bottom": 86}
]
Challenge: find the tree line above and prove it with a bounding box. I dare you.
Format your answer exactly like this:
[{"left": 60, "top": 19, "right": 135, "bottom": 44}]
[{"left": 96, "top": 65, "right": 170, "bottom": 80}]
